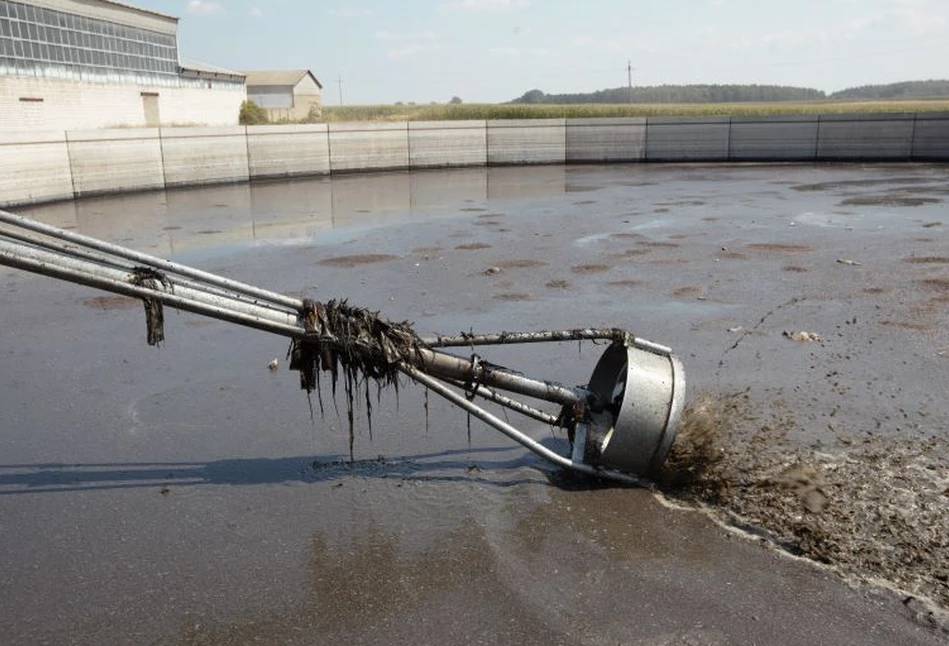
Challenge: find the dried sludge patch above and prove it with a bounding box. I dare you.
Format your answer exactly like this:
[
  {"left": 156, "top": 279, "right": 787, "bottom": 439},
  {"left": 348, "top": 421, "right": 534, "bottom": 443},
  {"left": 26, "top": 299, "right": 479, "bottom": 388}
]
[
  {"left": 919, "top": 277, "right": 949, "bottom": 293},
  {"left": 496, "top": 258, "right": 548, "bottom": 269},
  {"left": 610, "top": 248, "right": 651, "bottom": 259},
  {"left": 839, "top": 196, "right": 941, "bottom": 207},
  {"left": 607, "top": 279, "right": 645, "bottom": 288},
  {"left": 571, "top": 264, "right": 611, "bottom": 274},
  {"left": 638, "top": 240, "right": 680, "bottom": 248},
  {"left": 717, "top": 251, "right": 748, "bottom": 260},
  {"left": 904, "top": 256, "right": 949, "bottom": 264},
  {"left": 661, "top": 392, "right": 949, "bottom": 623},
  {"left": 493, "top": 292, "right": 532, "bottom": 301},
  {"left": 672, "top": 286, "right": 702, "bottom": 297},
  {"left": 318, "top": 254, "right": 399, "bottom": 267},
  {"left": 790, "top": 177, "right": 941, "bottom": 192},
  {"left": 879, "top": 320, "right": 932, "bottom": 331},
  {"left": 745, "top": 243, "right": 813, "bottom": 253}
]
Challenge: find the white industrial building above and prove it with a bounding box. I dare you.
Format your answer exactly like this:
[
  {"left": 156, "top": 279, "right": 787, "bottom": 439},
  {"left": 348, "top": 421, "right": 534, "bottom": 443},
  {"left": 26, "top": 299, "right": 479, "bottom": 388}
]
[
  {"left": 244, "top": 69, "right": 322, "bottom": 122},
  {"left": 0, "top": 0, "right": 246, "bottom": 132}
]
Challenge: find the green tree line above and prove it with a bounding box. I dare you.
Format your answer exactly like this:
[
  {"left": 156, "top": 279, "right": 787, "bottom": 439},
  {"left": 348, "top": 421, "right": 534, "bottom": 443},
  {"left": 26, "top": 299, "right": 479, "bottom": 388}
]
[
  {"left": 828, "top": 80, "right": 949, "bottom": 100},
  {"left": 509, "top": 80, "right": 949, "bottom": 104}
]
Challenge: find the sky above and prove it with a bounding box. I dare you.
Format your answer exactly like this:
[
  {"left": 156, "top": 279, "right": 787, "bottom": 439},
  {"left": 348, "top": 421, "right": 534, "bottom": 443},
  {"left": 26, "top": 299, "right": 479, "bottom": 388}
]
[{"left": 143, "top": 0, "right": 949, "bottom": 105}]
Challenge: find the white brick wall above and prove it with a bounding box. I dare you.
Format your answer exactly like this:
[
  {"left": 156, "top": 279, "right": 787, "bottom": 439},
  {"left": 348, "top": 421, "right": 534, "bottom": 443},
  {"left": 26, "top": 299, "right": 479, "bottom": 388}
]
[{"left": 0, "top": 76, "right": 246, "bottom": 133}]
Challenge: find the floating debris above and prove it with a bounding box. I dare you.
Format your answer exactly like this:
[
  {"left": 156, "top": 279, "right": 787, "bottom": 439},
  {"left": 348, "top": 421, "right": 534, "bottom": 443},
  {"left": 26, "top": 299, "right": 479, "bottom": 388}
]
[
  {"left": 771, "top": 463, "right": 828, "bottom": 513},
  {"left": 783, "top": 330, "right": 823, "bottom": 343},
  {"left": 484, "top": 266, "right": 501, "bottom": 276},
  {"left": 130, "top": 266, "right": 171, "bottom": 346},
  {"left": 836, "top": 258, "right": 861, "bottom": 266},
  {"left": 288, "top": 299, "right": 425, "bottom": 459},
  {"left": 268, "top": 358, "right": 279, "bottom": 372}
]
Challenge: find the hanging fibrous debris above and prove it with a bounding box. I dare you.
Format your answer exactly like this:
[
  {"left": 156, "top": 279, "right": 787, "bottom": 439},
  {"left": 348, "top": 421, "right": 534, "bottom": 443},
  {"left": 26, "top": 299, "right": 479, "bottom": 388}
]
[{"left": 288, "top": 299, "right": 426, "bottom": 458}]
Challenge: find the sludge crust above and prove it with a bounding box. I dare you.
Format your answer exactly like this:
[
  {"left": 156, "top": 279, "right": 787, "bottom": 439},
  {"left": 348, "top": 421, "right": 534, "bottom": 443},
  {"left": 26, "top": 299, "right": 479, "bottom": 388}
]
[{"left": 660, "top": 392, "right": 949, "bottom": 630}]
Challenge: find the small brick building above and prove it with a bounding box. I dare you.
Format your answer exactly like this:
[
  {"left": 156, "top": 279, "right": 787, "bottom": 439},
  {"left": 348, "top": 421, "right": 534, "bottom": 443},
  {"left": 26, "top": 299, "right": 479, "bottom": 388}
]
[{"left": 244, "top": 70, "right": 323, "bottom": 122}]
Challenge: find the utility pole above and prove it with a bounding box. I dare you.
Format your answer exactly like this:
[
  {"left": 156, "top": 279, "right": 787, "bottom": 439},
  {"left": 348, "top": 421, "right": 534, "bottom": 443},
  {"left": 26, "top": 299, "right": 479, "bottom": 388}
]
[
  {"left": 337, "top": 75, "right": 344, "bottom": 106},
  {"left": 626, "top": 59, "right": 635, "bottom": 104}
]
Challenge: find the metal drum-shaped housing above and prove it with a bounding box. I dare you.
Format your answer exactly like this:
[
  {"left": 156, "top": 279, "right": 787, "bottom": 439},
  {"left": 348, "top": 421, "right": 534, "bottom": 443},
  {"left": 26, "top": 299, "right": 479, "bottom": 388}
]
[{"left": 585, "top": 343, "right": 686, "bottom": 475}]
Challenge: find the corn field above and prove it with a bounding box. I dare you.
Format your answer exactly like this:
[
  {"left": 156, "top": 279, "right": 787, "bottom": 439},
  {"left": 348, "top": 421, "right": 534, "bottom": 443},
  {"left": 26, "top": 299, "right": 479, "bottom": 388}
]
[{"left": 320, "top": 99, "right": 949, "bottom": 122}]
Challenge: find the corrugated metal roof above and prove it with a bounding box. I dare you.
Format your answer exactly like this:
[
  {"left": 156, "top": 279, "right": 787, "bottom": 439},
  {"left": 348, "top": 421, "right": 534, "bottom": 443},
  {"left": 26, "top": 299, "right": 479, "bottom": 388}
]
[
  {"left": 243, "top": 70, "right": 323, "bottom": 89},
  {"left": 180, "top": 58, "right": 246, "bottom": 78},
  {"left": 98, "top": 0, "right": 178, "bottom": 22}
]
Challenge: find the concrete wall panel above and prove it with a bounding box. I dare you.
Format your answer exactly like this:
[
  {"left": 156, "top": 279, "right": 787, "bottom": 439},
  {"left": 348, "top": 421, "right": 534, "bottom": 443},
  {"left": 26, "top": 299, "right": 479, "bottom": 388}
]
[
  {"left": 160, "top": 127, "right": 250, "bottom": 188},
  {"left": 487, "top": 119, "right": 566, "bottom": 165},
  {"left": 4, "top": 113, "right": 949, "bottom": 209},
  {"left": 0, "top": 130, "right": 74, "bottom": 207},
  {"left": 911, "top": 113, "right": 949, "bottom": 160},
  {"left": 728, "top": 116, "right": 818, "bottom": 161},
  {"left": 646, "top": 117, "right": 730, "bottom": 161},
  {"left": 328, "top": 122, "right": 409, "bottom": 173},
  {"left": 566, "top": 118, "right": 647, "bottom": 162},
  {"left": 66, "top": 129, "right": 165, "bottom": 197},
  {"left": 817, "top": 114, "right": 914, "bottom": 160},
  {"left": 408, "top": 121, "right": 487, "bottom": 169},
  {"left": 246, "top": 124, "right": 330, "bottom": 180}
]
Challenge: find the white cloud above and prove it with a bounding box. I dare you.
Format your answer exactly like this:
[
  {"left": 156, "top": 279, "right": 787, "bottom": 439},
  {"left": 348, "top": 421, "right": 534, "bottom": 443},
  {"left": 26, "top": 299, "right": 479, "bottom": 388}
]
[
  {"left": 892, "top": 7, "right": 947, "bottom": 34},
  {"left": 329, "top": 5, "right": 375, "bottom": 18},
  {"left": 571, "top": 35, "right": 626, "bottom": 54},
  {"left": 185, "top": 0, "right": 223, "bottom": 14},
  {"left": 438, "top": 0, "right": 529, "bottom": 13},
  {"left": 488, "top": 45, "right": 551, "bottom": 57},
  {"left": 489, "top": 46, "right": 521, "bottom": 55},
  {"left": 387, "top": 43, "right": 440, "bottom": 59},
  {"left": 375, "top": 29, "right": 436, "bottom": 41},
  {"left": 249, "top": 6, "right": 263, "bottom": 17}
]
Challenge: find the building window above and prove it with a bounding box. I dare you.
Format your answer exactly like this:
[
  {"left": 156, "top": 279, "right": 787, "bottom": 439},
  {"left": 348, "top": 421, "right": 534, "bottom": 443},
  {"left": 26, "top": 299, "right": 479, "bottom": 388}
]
[{"left": 0, "top": 0, "right": 180, "bottom": 80}]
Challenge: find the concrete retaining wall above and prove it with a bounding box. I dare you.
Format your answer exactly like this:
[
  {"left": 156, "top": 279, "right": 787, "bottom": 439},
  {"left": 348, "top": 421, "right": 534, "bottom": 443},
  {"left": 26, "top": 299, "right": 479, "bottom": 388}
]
[
  {"left": 817, "top": 113, "right": 915, "bottom": 160},
  {"left": 329, "top": 122, "right": 409, "bottom": 173},
  {"left": 487, "top": 119, "right": 566, "bottom": 165},
  {"left": 910, "top": 113, "right": 949, "bottom": 160},
  {"left": 0, "top": 130, "right": 74, "bottom": 206},
  {"left": 247, "top": 124, "right": 330, "bottom": 180},
  {"left": 2, "top": 113, "right": 948, "bottom": 209},
  {"left": 160, "top": 127, "right": 250, "bottom": 188},
  {"left": 566, "top": 118, "right": 647, "bottom": 162},
  {"left": 409, "top": 121, "right": 487, "bottom": 169},
  {"left": 66, "top": 129, "right": 165, "bottom": 197},
  {"left": 728, "top": 116, "right": 819, "bottom": 161},
  {"left": 646, "top": 117, "right": 731, "bottom": 162}
]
